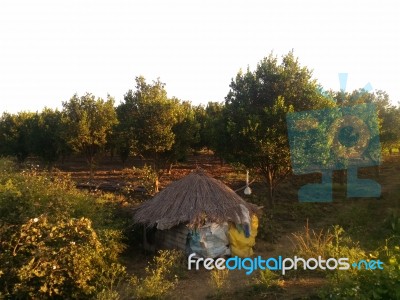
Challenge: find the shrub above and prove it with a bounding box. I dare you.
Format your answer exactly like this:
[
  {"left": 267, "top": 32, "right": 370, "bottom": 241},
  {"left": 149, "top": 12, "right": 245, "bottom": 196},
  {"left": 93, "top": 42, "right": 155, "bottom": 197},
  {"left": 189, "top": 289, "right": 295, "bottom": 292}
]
[
  {"left": 95, "top": 263, "right": 128, "bottom": 300},
  {"left": 122, "top": 165, "right": 158, "bottom": 196},
  {"left": 209, "top": 268, "right": 230, "bottom": 292},
  {"left": 290, "top": 223, "right": 400, "bottom": 297},
  {"left": 0, "top": 161, "right": 121, "bottom": 228},
  {"left": 0, "top": 216, "right": 126, "bottom": 298},
  {"left": 0, "top": 158, "right": 127, "bottom": 298},
  {"left": 130, "top": 249, "right": 181, "bottom": 299},
  {"left": 384, "top": 209, "right": 400, "bottom": 235},
  {"left": 254, "top": 269, "right": 283, "bottom": 290},
  {"left": 320, "top": 238, "right": 400, "bottom": 299}
]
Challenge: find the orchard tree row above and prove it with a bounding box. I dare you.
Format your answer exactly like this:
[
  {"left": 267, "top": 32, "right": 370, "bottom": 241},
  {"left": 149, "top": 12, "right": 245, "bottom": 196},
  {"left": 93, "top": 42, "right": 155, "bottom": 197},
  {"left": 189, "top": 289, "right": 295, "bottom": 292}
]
[
  {"left": 0, "top": 77, "right": 204, "bottom": 192},
  {"left": 1, "top": 51, "right": 400, "bottom": 201}
]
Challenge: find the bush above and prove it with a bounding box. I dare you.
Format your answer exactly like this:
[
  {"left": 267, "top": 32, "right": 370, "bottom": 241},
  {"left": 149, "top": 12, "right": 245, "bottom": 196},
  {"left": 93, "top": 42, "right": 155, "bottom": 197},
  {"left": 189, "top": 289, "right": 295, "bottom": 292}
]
[
  {"left": 254, "top": 269, "right": 283, "bottom": 290},
  {"left": 0, "top": 160, "right": 121, "bottom": 228},
  {"left": 320, "top": 238, "right": 400, "bottom": 299},
  {"left": 0, "top": 216, "right": 126, "bottom": 298},
  {"left": 122, "top": 165, "right": 158, "bottom": 196},
  {"left": 130, "top": 249, "right": 181, "bottom": 299},
  {"left": 384, "top": 209, "right": 400, "bottom": 235},
  {"left": 0, "top": 158, "right": 126, "bottom": 298},
  {"left": 209, "top": 268, "right": 230, "bottom": 293},
  {"left": 290, "top": 222, "right": 400, "bottom": 298}
]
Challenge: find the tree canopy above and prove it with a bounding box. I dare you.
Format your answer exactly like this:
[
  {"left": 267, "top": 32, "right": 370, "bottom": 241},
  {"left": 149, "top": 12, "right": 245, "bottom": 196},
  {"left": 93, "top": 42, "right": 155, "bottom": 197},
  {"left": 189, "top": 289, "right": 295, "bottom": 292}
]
[
  {"left": 62, "top": 93, "right": 118, "bottom": 178},
  {"left": 224, "top": 51, "right": 333, "bottom": 205},
  {"left": 116, "top": 77, "right": 200, "bottom": 191}
]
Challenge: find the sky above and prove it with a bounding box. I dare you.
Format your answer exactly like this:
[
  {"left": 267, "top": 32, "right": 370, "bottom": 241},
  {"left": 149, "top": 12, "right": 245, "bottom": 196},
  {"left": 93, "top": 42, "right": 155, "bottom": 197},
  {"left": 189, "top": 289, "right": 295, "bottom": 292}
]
[{"left": 0, "top": 0, "right": 398, "bottom": 114}]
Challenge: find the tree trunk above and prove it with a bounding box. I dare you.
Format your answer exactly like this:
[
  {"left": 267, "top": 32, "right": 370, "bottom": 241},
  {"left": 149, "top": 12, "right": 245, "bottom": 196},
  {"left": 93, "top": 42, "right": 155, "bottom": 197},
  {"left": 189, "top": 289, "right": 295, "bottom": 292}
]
[
  {"left": 376, "top": 165, "right": 380, "bottom": 178},
  {"left": 47, "top": 163, "right": 54, "bottom": 178},
  {"left": 266, "top": 170, "right": 274, "bottom": 208},
  {"left": 339, "top": 170, "right": 346, "bottom": 186},
  {"left": 152, "top": 153, "right": 159, "bottom": 193},
  {"left": 110, "top": 148, "right": 115, "bottom": 161},
  {"left": 267, "top": 184, "right": 274, "bottom": 207},
  {"left": 89, "top": 163, "right": 94, "bottom": 182},
  {"left": 88, "top": 154, "right": 95, "bottom": 183},
  {"left": 167, "top": 163, "right": 173, "bottom": 175},
  {"left": 61, "top": 154, "right": 66, "bottom": 166},
  {"left": 154, "top": 177, "right": 159, "bottom": 193}
]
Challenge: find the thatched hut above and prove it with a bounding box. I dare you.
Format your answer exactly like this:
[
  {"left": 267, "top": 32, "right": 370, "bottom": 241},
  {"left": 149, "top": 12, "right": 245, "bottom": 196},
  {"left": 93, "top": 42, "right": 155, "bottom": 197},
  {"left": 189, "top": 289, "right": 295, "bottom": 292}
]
[{"left": 133, "top": 169, "right": 260, "bottom": 258}]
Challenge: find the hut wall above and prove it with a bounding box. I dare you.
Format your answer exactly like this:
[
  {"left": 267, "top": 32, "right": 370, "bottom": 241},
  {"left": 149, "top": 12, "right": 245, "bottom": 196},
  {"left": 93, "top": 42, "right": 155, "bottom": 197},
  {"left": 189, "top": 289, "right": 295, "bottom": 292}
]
[{"left": 154, "top": 224, "right": 189, "bottom": 251}]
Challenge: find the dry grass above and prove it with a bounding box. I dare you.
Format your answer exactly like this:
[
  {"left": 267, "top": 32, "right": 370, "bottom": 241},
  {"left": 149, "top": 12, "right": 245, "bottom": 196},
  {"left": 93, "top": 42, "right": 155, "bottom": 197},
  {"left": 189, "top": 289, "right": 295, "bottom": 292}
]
[
  {"left": 289, "top": 220, "right": 335, "bottom": 258},
  {"left": 209, "top": 269, "right": 230, "bottom": 291}
]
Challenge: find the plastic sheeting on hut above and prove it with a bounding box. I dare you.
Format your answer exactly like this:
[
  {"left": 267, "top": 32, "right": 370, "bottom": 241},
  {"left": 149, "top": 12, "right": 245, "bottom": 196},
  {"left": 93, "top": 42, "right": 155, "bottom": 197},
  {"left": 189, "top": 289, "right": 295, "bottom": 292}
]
[
  {"left": 228, "top": 215, "right": 258, "bottom": 257},
  {"left": 187, "top": 222, "right": 230, "bottom": 258}
]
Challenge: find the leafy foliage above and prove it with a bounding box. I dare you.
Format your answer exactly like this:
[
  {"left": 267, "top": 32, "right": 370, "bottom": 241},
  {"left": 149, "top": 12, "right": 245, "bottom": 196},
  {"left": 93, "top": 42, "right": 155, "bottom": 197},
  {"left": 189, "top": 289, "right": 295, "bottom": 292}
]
[
  {"left": 0, "top": 112, "right": 35, "bottom": 162},
  {"left": 290, "top": 222, "right": 400, "bottom": 299},
  {"left": 30, "top": 108, "right": 71, "bottom": 170},
  {"left": 165, "top": 100, "right": 200, "bottom": 165},
  {"left": 254, "top": 269, "right": 284, "bottom": 290},
  {"left": 202, "top": 102, "right": 230, "bottom": 162},
  {"left": 116, "top": 77, "right": 200, "bottom": 191},
  {"left": 320, "top": 238, "right": 400, "bottom": 299},
  {"left": 62, "top": 93, "right": 118, "bottom": 178},
  {"left": 130, "top": 249, "right": 182, "bottom": 299},
  {"left": 0, "top": 159, "right": 126, "bottom": 299},
  {"left": 224, "top": 52, "right": 333, "bottom": 206},
  {"left": 381, "top": 106, "right": 400, "bottom": 153},
  {"left": 0, "top": 162, "right": 117, "bottom": 226},
  {"left": 117, "top": 77, "right": 177, "bottom": 155},
  {"left": 122, "top": 164, "right": 159, "bottom": 196},
  {"left": 225, "top": 95, "right": 294, "bottom": 205},
  {"left": 1, "top": 217, "right": 114, "bottom": 298}
]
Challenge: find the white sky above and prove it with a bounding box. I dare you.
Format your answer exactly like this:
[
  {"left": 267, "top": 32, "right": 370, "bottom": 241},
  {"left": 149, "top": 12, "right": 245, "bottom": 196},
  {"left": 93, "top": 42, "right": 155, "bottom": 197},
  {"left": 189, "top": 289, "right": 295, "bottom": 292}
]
[{"left": 0, "top": 0, "right": 398, "bottom": 113}]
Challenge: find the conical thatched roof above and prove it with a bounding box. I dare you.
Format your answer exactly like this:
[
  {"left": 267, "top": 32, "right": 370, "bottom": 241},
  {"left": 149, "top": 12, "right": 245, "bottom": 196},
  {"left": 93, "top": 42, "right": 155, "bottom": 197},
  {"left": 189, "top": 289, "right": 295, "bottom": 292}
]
[{"left": 133, "top": 169, "right": 260, "bottom": 230}]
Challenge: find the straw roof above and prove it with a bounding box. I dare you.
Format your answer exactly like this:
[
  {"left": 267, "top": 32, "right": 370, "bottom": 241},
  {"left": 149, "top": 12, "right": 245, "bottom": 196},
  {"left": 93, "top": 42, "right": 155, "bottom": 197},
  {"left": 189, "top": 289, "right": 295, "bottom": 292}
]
[{"left": 133, "top": 169, "right": 260, "bottom": 230}]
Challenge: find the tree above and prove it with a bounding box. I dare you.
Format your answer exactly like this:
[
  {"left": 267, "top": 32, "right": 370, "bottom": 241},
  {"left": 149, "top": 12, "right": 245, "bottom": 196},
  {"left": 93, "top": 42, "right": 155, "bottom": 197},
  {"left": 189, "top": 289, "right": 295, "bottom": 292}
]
[
  {"left": 381, "top": 106, "right": 400, "bottom": 153},
  {"left": 62, "top": 93, "right": 118, "bottom": 179},
  {"left": 113, "top": 105, "right": 137, "bottom": 166},
  {"left": 333, "top": 89, "right": 399, "bottom": 154},
  {"left": 202, "top": 102, "right": 230, "bottom": 164},
  {"left": 225, "top": 51, "right": 331, "bottom": 206},
  {"left": 116, "top": 77, "right": 179, "bottom": 192},
  {"left": 226, "top": 51, "right": 331, "bottom": 113},
  {"left": 226, "top": 97, "right": 294, "bottom": 206},
  {"left": 163, "top": 100, "right": 200, "bottom": 171},
  {"left": 30, "top": 108, "right": 70, "bottom": 171},
  {"left": 0, "top": 112, "right": 35, "bottom": 162},
  {"left": 192, "top": 104, "right": 207, "bottom": 152}
]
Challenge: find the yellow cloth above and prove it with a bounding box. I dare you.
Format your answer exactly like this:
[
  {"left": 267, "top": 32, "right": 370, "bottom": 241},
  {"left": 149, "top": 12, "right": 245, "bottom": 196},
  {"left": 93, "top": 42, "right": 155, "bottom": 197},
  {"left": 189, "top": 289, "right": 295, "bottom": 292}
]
[{"left": 228, "top": 215, "right": 258, "bottom": 257}]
